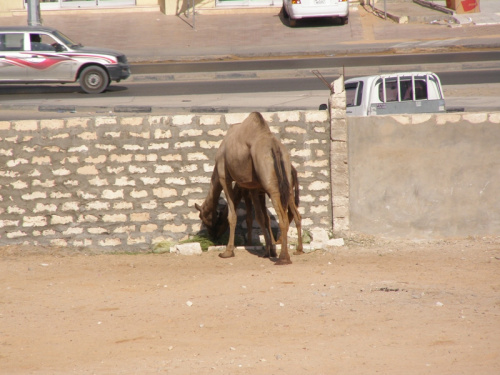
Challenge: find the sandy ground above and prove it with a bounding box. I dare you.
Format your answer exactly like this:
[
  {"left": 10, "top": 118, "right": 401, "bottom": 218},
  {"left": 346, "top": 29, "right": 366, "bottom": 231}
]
[{"left": 1, "top": 236, "right": 499, "bottom": 375}]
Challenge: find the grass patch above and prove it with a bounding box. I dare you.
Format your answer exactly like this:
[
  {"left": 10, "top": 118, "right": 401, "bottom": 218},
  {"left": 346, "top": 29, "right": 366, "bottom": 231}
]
[
  {"left": 151, "top": 241, "right": 174, "bottom": 254},
  {"left": 179, "top": 234, "right": 216, "bottom": 252}
]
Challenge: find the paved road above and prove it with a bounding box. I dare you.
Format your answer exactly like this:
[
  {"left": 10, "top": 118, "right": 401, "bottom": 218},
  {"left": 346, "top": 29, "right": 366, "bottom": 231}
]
[
  {"left": 1, "top": 49, "right": 500, "bottom": 118},
  {"left": 1, "top": 3, "right": 499, "bottom": 118}
]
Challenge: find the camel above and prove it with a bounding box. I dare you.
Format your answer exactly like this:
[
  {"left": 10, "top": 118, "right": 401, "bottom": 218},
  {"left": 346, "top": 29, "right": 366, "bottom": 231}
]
[{"left": 195, "top": 112, "right": 303, "bottom": 265}]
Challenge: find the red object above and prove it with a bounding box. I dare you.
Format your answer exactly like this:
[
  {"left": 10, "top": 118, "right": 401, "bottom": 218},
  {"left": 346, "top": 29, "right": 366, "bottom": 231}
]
[
  {"left": 461, "top": 0, "right": 478, "bottom": 12},
  {"left": 446, "top": 0, "right": 480, "bottom": 13}
]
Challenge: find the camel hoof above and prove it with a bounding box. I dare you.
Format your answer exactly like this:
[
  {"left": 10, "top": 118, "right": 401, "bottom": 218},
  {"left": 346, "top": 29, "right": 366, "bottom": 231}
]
[
  {"left": 275, "top": 258, "right": 292, "bottom": 266},
  {"left": 219, "top": 251, "right": 235, "bottom": 259},
  {"left": 293, "top": 250, "right": 304, "bottom": 255}
]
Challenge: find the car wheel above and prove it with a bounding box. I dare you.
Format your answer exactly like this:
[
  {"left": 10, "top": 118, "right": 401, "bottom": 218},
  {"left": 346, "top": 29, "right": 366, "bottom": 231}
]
[
  {"left": 340, "top": 17, "right": 348, "bottom": 25},
  {"left": 281, "top": 5, "right": 289, "bottom": 18},
  {"left": 80, "top": 66, "right": 109, "bottom": 94},
  {"left": 282, "top": 5, "right": 297, "bottom": 27}
]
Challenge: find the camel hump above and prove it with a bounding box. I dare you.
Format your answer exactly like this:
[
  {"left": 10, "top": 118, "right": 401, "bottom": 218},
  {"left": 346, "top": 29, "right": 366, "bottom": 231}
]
[{"left": 245, "top": 112, "right": 270, "bottom": 131}]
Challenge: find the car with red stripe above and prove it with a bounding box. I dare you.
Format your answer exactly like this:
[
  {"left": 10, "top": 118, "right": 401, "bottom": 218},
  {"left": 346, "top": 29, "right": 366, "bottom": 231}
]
[{"left": 0, "top": 26, "right": 130, "bottom": 94}]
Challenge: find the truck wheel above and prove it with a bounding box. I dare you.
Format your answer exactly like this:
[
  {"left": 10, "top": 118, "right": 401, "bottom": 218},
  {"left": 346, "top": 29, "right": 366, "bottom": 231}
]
[{"left": 80, "top": 66, "right": 109, "bottom": 94}]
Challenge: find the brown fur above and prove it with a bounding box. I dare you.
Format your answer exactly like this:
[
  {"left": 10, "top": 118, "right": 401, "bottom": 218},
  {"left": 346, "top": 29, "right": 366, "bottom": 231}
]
[
  {"left": 218, "top": 166, "right": 301, "bottom": 248},
  {"left": 195, "top": 112, "right": 303, "bottom": 265}
]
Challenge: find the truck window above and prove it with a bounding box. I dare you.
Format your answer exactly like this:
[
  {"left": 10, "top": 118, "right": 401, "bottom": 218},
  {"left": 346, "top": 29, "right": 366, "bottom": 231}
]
[
  {"left": 377, "top": 76, "right": 430, "bottom": 102},
  {"left": 401, "top": 79, "right": 413, "bottom": 101},
  {"left": 414, "top": 80, "right": 428, "bottom": 100},
  {"left": 345, "top": 81, "right": 363, "bottom": 107},
  {"left": 402, "top": 78, "right": 428, "bottom": 101},
  {"left": 378, "top": 78, "right": 399, "bottom": 102}
]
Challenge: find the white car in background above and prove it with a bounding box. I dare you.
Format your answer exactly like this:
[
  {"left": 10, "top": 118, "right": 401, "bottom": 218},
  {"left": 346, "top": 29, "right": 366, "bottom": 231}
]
[{"left": 282, "top": 0, "right": 349, "bottom": 27}]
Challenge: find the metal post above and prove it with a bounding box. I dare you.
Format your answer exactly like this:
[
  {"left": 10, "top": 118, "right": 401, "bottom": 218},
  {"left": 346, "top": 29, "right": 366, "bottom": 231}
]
[
  {"left": 192, "top": 0, "right": 196, "bottom": 30},
  {"left": 185, "top": 0, "right": 196, "bottom": 30},
  {"left": 27, "top": 0, "right": 42, "bottom": 26}
]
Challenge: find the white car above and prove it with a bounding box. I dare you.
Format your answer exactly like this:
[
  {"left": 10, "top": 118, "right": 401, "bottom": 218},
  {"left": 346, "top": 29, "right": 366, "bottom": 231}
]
[
  {"left": 282, "top": 0, "right": 349, "bottom": 27},
  {"left": 0, "top": 26, "right": 130, "bottom": 94}
]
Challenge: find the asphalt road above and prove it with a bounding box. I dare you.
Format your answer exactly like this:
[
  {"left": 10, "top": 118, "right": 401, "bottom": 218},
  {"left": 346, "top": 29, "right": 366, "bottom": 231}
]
[
  {"left": 0, "top": 51, "right": 499, "bottom": 118},
  {"left": 128, "top": 51, "right": 500, "bottom": 75}
]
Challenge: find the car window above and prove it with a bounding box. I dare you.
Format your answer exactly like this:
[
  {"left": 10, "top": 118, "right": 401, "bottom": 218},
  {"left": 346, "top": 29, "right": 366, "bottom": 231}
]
[
  {"left": 345, "top": 81, "right": 363, "bottom": 107},
  {"left": 0, "top": 33, "right": 24, "bottom": 51},
  {"left": 29, "top": 33, "right": 57, "bottom": 52}
]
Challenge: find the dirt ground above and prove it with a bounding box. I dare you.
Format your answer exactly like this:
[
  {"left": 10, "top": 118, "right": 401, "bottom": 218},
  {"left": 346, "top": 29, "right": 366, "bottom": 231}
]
[{"left": 1, "top": 236, "right": 499, "bottom": 375}]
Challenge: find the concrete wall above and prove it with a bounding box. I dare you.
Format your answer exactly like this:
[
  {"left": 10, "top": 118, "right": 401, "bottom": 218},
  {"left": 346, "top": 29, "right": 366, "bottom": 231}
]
[
  {"left": 136, "top": 0, "right": 159, "bottom": 6},
  {"left": 0, "top": 0, "right": 23, "bottom": 13},
  {"left": 348, "top": 112, "right": 500, "bottom": 239},
  {"left": 0, "top": 111, "right": 334, "bottom": 250}
]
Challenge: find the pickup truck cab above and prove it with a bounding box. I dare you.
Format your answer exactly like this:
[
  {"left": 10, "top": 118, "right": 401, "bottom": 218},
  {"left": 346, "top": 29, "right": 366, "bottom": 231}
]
[{"left": 345, "top": 72, "right": 445, "bottom": 116}]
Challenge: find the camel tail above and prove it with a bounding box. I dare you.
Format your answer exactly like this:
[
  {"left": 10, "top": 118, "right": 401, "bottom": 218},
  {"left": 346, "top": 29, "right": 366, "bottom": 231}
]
[
  {"left": 272, "top": 147, "right": 290, "bottom": 210},
  {"left": 292, "top": 166, "right": 299, "bottom": 207}
]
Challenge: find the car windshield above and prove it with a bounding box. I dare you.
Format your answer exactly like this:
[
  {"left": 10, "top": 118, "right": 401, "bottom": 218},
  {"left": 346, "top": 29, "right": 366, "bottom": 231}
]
[{"left": 52, "top": 30, "right": 82, "bottom": 48}]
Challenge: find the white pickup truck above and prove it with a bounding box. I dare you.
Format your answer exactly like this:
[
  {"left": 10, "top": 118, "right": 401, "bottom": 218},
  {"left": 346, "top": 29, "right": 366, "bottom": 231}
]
[{"left": 345, "top": 72, "right": 446, "bottom": 116}]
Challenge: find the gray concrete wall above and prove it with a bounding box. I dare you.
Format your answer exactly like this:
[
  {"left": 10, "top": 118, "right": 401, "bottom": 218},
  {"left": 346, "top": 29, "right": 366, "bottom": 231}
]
[
  {"left": 0, "top": 111, "right": 333, "bottom": 250},
  {"left": 348, "top": 112, "right": 500, "bottom": 238}
]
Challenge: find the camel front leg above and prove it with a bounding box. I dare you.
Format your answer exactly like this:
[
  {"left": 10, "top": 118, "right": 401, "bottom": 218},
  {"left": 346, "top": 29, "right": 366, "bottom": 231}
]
[{"left": 219, "top": 182, "right": 237, "bottom": 259}]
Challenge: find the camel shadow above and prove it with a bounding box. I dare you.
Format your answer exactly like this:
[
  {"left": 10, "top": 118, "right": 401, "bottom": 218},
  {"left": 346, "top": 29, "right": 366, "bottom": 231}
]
[{"left": 196, "top": 197, "right": 281, "bottom": 261}]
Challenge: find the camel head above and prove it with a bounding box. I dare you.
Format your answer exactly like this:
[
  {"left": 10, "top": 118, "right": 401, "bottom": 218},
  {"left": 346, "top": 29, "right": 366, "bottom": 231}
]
[{"left": 195, "top": 202, "right": 227, "bottom": 239}]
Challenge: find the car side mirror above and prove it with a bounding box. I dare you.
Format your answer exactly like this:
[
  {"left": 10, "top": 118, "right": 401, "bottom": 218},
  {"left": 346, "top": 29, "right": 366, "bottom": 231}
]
[{"left": 54, "top": 43, "right": 66, "bottom": 52}]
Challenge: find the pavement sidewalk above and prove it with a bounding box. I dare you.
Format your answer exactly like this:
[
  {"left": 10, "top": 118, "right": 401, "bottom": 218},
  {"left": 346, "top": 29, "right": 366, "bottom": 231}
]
[
  {"left": 1, "top": 1, "right": 500, "bottom": 62},
  {"left": 371, "top": 0, "right": 500, "bottom": 26}
]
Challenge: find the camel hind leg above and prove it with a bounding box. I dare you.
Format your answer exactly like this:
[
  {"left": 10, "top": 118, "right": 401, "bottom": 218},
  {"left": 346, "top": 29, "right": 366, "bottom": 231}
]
[
  {"left": 268, "top": 193, "right": 291, "bottom": 265},
  {"left": 250, "top": 190, "right": 276, "bottom": 258},
  {"left": 289, "top": 200, "right": 303, "bottom": 255}
]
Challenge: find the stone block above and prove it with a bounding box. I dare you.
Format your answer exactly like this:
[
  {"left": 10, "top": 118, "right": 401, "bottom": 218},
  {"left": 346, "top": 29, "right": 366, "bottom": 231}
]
[
  {"left": 14, "top": 120, "right": 37, "bottom": 132},
  {"left": 171, "top": 242, "right": 202, "bottom": 255}
]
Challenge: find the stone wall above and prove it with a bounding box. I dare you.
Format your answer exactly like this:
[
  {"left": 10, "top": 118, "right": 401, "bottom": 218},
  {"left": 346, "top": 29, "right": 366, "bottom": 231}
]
[{"left": 0, "top": 111, "right": 333, "bottom": 251}]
